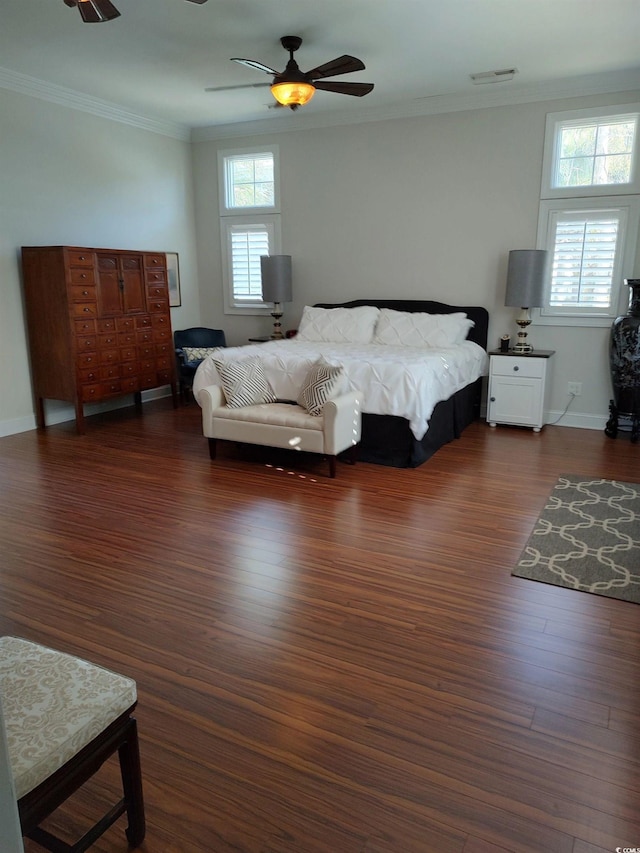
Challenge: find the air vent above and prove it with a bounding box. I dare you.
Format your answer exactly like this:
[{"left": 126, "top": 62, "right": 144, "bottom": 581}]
[{"left": 470, "top": 68, "right": 518, "bottom": 84}]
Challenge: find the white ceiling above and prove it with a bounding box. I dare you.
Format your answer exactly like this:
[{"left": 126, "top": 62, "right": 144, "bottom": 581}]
[{"left": 2, "top": 0, "right": 640, "bottom": 139}]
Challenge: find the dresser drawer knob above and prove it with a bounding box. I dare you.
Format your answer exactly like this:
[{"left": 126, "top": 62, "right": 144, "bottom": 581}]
[{"left": 513, "top": 365, "right": 519, "bottom": 371}]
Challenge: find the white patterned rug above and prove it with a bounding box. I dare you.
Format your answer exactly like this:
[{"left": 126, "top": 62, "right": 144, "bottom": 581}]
[{"left": 512, "top": 475, "right": 640, "bottom": 603}]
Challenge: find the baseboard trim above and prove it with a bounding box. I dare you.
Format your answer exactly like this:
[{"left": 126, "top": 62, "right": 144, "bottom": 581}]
[{"left": 0, "top": 388, "right": 172, "bottom": 438}]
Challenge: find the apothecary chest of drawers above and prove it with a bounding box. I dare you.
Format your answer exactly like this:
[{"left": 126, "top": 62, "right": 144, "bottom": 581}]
[{"left": 21, "top": 246, "right": 177, "bottom": 433}]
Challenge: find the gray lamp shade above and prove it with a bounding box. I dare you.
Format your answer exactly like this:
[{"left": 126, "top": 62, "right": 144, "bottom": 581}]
[
  {"left": 261, "top": 255, "right": 292, "bottom": 303},
  {"left": 505, "top": 249, "right": 549, "bottom": 308}
]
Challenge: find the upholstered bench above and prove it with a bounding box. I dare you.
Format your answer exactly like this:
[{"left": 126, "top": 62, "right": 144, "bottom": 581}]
[
  {"left": 200, "top": 384, "right": 362, "bottom": 477},
  {"left": 0, "top": 635, "right": 145, "bottom": 851}
]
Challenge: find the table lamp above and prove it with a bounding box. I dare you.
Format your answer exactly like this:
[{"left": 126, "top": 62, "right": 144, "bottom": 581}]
[
  {"left": 261, "top": 255, "right": 292, "bottom": 340},
  {"left": 504, "top": 249, "right": 548, "bottom": 353}
]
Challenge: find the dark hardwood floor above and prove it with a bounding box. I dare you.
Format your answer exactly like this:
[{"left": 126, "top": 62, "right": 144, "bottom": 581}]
[{"left": 1, "top": 399, "right": 639, "bottom": 853}]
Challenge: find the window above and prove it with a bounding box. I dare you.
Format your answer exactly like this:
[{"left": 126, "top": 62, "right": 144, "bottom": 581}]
[
  {"left": 537, "top": 105, "right": 640, "bottom": 326},
  {"left": 218, "top": 147, "right": 280, "bottom": 314}
]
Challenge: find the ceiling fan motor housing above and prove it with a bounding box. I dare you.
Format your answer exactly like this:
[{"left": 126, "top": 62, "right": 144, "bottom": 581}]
[{"left": 280, "top": 36, "right": 302, "bottom": 53}]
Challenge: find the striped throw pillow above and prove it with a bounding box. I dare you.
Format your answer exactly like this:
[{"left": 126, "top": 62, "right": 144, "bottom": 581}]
[
  {"left": 297, "top": 360, "right": 345, "bottom": 416},
  {"left": 214, "top": 357, "right": 276, "bottom": 408}
]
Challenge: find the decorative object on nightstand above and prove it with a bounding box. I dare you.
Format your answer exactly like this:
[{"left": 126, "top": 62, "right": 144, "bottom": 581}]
[
  {"left": 261, "top": 255, "right": 293, "bottom": 340},
  {"left": 504, "top": 249, "right": 549, "bottom": 353},
  {"left": 605, "top": 278, "right": 640, "bottom": 443},
  {"left": 487, "top": 349, "right": 555, "bottom": 432}
]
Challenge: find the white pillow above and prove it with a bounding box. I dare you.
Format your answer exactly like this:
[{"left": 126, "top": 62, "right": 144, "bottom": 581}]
[
  {"left": 213, "top": 357, "right": 276, "bottom": 408},
  {"left": 295, "top": 305, "right": 380, "bottom": 344},
  {"left": 297, "top": 359, "right": 345, "bottom": 416},
  {"left": 182, "top": 346, "right": 224, "bottom": 363},
  {"left": 372, "top": 308, "right": 474, "bottom": 348}
]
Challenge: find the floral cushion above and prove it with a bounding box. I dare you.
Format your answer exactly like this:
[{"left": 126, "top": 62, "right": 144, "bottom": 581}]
[{"left": 0, "top": 636, "right": 137, "bottom": 798}]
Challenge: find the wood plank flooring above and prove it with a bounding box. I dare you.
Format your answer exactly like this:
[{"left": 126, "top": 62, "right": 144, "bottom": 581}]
[{"left": 1, "top": 399, "right": 639, "bottom": 852}]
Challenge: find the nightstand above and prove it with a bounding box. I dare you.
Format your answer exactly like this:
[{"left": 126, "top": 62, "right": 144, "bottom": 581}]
[
  {"left": 248, "top": 336, "right": 272, "bottom": 343},
  {"left": 487, "top": 350, "right": 555, "bottom": 432}
]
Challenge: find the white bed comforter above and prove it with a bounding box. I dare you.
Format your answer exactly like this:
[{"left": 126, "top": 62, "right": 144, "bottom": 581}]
[{"left": 192, "top": 339, "right": 488, "bottom": 441}]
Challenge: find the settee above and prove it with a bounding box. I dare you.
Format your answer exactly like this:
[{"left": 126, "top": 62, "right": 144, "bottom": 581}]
[{"left": 199, "top": 384, "right": 362, "bottom": 478}]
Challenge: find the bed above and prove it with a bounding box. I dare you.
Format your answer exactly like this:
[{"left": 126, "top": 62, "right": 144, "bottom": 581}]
[{"left": 193, "top": 299, "right": 489, "bottom": 468}]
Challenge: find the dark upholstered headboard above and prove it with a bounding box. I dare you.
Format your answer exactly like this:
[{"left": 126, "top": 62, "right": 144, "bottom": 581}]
[{"left": 314, "top": 299, "right": 489, "bottom": 351}]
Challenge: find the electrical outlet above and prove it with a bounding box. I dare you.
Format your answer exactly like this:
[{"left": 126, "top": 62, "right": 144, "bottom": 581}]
[{"left": 568, "top": 381, "right": 582, "bottom": 396}]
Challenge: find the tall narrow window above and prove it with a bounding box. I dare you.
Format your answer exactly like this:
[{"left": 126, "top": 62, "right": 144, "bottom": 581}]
[
  {"left": 218, "top": 147, "right": 281, "bottom": 314},
  {"left": 537, "top": 105, "right": 640, "bottom": 326}
]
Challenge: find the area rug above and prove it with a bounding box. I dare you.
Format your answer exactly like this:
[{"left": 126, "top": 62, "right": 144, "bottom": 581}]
[{"left": 512, "top": 475, "right": 640, "bottom": 603}]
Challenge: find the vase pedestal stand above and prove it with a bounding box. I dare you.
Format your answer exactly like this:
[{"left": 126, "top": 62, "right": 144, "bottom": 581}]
[
  {"left": 604, "top": 400, "right": 639, "bottom": 443},
  {"left": 607, "top": 279, "right": 640, "bottom": 446}
]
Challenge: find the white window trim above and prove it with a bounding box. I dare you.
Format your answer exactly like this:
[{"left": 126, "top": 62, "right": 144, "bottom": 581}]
[
  {"left": 535, "top": 195, "right": 640, "bottom": 328},
  {"left": 217, "top": 146, "right": 280, "bottom": 216},
  {"left": 218, "top": 145, "right": 282, "bottom": 314},
  {"left": 221, "top": 215, "right": 282, "bottom": 315},
  {"left": 541, "top": 103, "right": 640, "bottom": 200}
]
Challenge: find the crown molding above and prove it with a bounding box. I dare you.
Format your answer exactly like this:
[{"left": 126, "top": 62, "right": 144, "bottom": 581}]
[
  {"left": 1, "top": 62, "right": 638, "bottom": 145},
  {"left": 0, "top": 66, "right": 190, "bottom": 141},
  {"left": 191, "top": 68, "right": 640, "bottom": 142}
]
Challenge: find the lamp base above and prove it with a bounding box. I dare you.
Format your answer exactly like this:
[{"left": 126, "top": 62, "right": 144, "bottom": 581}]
[
  {"left": 513, "top": 309, "right": 533, "bottom": 354},
  {"left": 270, "top": 303, "right": 284, "bottom": 339}
]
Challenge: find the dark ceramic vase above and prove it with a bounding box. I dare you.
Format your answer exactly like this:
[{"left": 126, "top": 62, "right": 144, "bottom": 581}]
[{"left": 605, "top": 279, "right": 640, "bottom": 441}]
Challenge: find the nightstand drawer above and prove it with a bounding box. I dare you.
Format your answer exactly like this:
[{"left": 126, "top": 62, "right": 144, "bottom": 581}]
[{"left": 490, "top": 356, "right": 546, "bottom": 379}]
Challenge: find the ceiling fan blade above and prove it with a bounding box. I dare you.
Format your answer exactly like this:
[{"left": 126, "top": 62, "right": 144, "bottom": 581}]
[
  {"left": 205, "top": 82, "right": 271, "bottom": 93},
  {"left": 231, "top": 58, "right": 277, "bottom": 76},
  {"left": 76, "top": 0, "right": 120, "bottom": 21},
  {"left": 313, "top": 80, "right": 374, "bottom": 97},
  {"left": 306, "top": 55, "right": 365, "bottom": 80}
]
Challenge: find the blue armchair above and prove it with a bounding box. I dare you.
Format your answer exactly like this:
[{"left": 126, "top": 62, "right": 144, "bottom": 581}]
[{"left": 174, "top": 327, "right": 226, "bottom": 403}]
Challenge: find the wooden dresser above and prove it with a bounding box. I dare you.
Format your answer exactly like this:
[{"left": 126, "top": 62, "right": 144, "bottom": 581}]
[{"left": 21, "top": 246, "right": 178, "bottom": 433}]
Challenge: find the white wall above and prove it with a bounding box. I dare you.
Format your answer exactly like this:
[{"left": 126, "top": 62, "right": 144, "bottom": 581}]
[
  {"left": 193, "top": 91, "right": 640, "bottom": 429},
  {"left": 2, "top": 87, "right": 639, "bottom": 435},
  {"left": 0, "top": 87, "right": 199, "bottom": 436}
]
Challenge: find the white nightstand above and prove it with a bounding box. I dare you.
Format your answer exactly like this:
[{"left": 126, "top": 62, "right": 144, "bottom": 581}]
[{"left": 487, "top": 350, "right": 555, "bottom": 432}]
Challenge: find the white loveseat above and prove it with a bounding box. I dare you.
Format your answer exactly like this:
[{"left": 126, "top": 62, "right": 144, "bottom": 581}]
[{"left": 199, "top": 384, "right": 362, "bottom": 478}]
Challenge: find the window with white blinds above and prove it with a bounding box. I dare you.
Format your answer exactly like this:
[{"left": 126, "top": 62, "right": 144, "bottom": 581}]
[
  {"left": 537, "top": 105, "right": 640, "bottom": 326},
  {"left": 218, "top": 147, "right": 281, "bottom": 314},
  {"left": 548, "top": 209, "right": 621, "bottom": 312},
  {"left": 227, "top": 222, "right": 271, "bottom": 303}
]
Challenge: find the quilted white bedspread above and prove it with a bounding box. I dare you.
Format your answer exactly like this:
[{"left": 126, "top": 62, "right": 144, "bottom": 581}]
[{"left": 192, "top": 339, "right": 488, "bottom": 441}]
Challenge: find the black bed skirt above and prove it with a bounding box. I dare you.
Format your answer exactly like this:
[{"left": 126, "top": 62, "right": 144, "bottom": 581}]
[{"left": 356, "top": 378, "right": 482, "bottom": 468}]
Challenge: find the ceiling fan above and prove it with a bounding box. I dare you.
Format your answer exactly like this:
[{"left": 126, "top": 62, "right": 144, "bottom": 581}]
[
  {"left": 63, "top": 0, "right": 207, "bottom": 24},
  {"left": 207, "top": 36, "right": 374, "bottom": 110}
]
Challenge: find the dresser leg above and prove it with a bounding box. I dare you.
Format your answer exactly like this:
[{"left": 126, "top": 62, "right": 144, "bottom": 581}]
[
  {"left": 74, "top": 399, "right": 86, "bottom": 435},
  {"left": 35, "top": 397, "right": 46, "bottom": 429}
]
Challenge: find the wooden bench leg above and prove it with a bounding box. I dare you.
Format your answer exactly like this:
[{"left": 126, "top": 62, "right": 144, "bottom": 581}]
[
  {"left": 208, "top": 438, "right": 217, "bottom": 460},
  {"left": 329, "top": 456, "right": 336, "bottom": 478},
  {"left": 119, "top": 718, "right": 146, "bottom": 846}
]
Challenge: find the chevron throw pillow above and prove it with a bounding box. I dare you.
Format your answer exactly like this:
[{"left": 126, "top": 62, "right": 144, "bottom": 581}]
[
  {"left": 182, "top": 346, "right": 224, "bottom": 364},
  {"left": 297, "top": 360, "right": 345, "bottom": 416},
  {"left": 214, "top": 357, "right": 276, "bottom": 408}
]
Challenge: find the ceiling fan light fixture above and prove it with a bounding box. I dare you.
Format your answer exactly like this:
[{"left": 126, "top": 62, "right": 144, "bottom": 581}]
[{"left": 270, "top": 80, "right": 315, "bottom": 107}]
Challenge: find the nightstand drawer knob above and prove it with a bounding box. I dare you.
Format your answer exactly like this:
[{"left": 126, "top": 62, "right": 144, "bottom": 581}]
[
  {"left": 490, "top": 396, "right": 496, "bottom": 402},
  {"left": 513, "top": 365, "right": 519, "bottom": 371}
]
